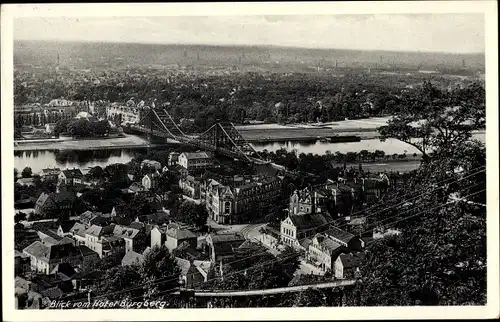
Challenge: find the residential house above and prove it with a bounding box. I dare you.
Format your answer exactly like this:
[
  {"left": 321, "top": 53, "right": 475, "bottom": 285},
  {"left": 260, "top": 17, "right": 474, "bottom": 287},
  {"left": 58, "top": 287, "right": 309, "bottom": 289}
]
[
  {"left": 307, "top": 233, "right": 348, "bottom": 273},
  {"left": 289, "top": 187, "right": 330, "bottom": 215},
  {"left": 179, "top": 175, "right": 202, "bottom": 199},
  {"left": 84, "top": 224, "right": 121, "bottom": 258},
  {"left": 324, "top": 226, "right": 363, "bottom": 250},
  {"left": 69, "top": 222, "right": 87, "bottom": 245},
  {"left": 34, "top": 193, "right": 56, "bottom": 216},
  {"left": 178, "top": 152, "right": 213, "bottom": 173},
  {"left": 15, "top": 250, "right": 31, "bottom": 275},
  {"left": 256, "top": 226, "right": 281, "bottom": 251},
  {"left": 360, "top": 176, "right": 390, "bottom": 203},
  {"left": 141, "top": 159, "right": 162, "bottom": 172},
  {"left": 128, "top": 182, "right": 148, "bottom": 194},
  {"left": 205, "top": 233, "right": 246, "bottom": 263},
  {"left": 205, "top": 175, "right": 282, "bottom": 224},
  {"left": 79, "top": 211, "right": 110, "bottom": 228},
  {"left": 150, "top": 226, "right": 167, "bottom": 248},
  {"left": 15, "top": 197, "right": 36, "bottom": 210},
  {"left": 121, "top": 250, "right": 144, "bottom": 267},
  {"left": 77, "top": 245, "right": 100, "bottom": 266},
  {"left": 49, "top": 263, "right": 79, "bottom": 293},
  {"left": 58, "top": 168, "right": 84, "bottom": 185},
  {"left": 136, "top": 211, "right": 170, "bottom": 226},
  {"left": 280, "top": 212, "right": 334, "bottom": 249},
  {"left": 40, "top": 168, "right": 61, "bottom": 181},
  {"left": 163, "top": 164, "right": 189, "bottom": 178},
  {"left": 168, "top": 152, "right": 180, "bottom": 166},
  {"left": 113, "top": 225, "right": 144, "bottom": 253},
  {"left": 175, "top": 258, "right": 213, "bottom": 288},
  {"left": 56, "top": 220, "right": 76, "bottom": 237},
  {"left": 23, "top": 241, "right": 83, "bottom": 274},
  {"left": 142, "top": 173, "right": 160, "bottom": 190},
  {"left": 34, "top": 189, "right": 76, "bottom": 217},
  {"left": 36, "top": 228, "right": 74, "bottom": 245},
  {"left": 16, "top": 177, "right": 36, "bottom": 187},
  {"left": 165, "top": 224, "right": 197, "bottom": 253},
  {"left": 334, "top": 252, "right": 366, "bottom": 279}
]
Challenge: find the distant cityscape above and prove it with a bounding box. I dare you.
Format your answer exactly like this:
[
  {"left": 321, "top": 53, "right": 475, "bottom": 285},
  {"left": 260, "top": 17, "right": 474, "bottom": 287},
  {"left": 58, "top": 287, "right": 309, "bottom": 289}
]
[{"left": 11, "top": 14, "right": 487, "bottom": 311}]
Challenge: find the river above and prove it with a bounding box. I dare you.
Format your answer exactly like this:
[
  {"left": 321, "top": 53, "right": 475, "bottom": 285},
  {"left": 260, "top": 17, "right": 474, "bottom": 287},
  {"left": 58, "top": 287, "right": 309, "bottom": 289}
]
[{"left": 14, "top": 133, "right": 485, "bottom": 175}]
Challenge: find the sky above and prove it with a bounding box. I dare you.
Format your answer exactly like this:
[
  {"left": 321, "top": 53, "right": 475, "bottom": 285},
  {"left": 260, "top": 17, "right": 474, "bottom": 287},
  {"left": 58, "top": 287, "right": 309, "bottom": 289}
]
[{"left": 14, "top": 14, "right": 485, "bottom": 53}]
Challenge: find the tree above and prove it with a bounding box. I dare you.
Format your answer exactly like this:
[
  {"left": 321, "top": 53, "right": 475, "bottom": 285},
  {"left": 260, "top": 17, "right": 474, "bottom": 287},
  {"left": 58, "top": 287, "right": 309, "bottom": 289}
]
[
  {"left": 14, "top": 168, "right": 19, "bottom": 181},
  {"left": 14, "top": 212, "right": 27, "bottom": 223},
  {"left": 140, "top": 245, "right": 180, "bottom": 300},
  {"left": 378, "top": 82, "right": 485, "bottom": 162},
  {"left": 176, "top": 201, "right": 208, "bottom": 228},
  {"left": 359, "top": 150, "right": 369, "bottom": 162},
  {"left": 92, "top": 120, "right": 111, "bottom": 137},
  {"left": 54, "top": 118, "right": 72, "bottom": 136},
  {"left": 69, "top": 118, "right": 93, "bottom": 137},
  {"left": 94, "top": 264, "right": 142, "bottom": 301},
  {"left": 21, "top": 167, "right": 32, "bottom": 178},
  {"left": 349, "top": 139, "right": 486, "bottom": 306},
  {"left": 87, "top": 166, "right": 105, "bottom": 180}
]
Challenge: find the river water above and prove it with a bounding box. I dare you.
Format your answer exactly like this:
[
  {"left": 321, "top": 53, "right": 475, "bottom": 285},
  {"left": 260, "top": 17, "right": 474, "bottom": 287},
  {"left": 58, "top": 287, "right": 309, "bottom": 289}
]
[{"left": 14, "top": 133, "right": 485, "bottom": 174}]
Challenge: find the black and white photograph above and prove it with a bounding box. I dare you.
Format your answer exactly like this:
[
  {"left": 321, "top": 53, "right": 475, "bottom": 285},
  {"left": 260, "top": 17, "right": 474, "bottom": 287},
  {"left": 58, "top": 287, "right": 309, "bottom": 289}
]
[{"left": 1, "top": 2, "right": 498, "bottom": 321}]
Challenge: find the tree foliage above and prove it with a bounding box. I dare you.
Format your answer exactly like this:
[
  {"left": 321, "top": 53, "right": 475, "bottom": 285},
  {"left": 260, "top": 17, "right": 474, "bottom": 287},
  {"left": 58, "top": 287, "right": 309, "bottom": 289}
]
[{"left": 379, "top": 82, "right": 485, "bottom": 161}]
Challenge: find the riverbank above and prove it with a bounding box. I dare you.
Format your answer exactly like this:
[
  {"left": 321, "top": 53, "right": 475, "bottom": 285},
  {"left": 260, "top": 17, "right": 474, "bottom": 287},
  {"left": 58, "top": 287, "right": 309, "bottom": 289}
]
[
  {"left": 13, "top": 134, "right": 169, "bottom": 152},
  {"left": 334, "top": 159, "right": 422, "bottom": 173}
]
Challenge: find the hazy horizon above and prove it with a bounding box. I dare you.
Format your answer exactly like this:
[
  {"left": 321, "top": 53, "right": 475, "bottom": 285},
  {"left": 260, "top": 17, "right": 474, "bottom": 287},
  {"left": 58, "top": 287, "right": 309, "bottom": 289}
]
[
  {"left": 14, "top": 38, "right": 485, "bottom": 56},
  {"left": 14, "top": 15, "right": 485, "bottom": 54}
]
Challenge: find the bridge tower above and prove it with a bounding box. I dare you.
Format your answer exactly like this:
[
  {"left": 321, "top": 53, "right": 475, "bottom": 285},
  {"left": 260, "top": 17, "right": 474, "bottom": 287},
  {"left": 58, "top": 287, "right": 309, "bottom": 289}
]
[{"left": 213, "top": 122, "right": 220, "bottom": 149}]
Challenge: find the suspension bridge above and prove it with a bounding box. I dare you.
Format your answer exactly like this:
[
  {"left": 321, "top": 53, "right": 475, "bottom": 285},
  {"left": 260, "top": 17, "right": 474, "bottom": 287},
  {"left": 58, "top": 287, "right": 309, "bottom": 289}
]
[{"left": 128, "top": 107, "right": 269, "bottom": 165}]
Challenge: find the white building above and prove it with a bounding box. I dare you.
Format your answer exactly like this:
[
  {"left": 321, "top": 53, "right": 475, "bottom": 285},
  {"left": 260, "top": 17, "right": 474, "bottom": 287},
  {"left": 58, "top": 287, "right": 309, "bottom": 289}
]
[{"left": 178, "top": 152, "right": 213, "bottom": 172}]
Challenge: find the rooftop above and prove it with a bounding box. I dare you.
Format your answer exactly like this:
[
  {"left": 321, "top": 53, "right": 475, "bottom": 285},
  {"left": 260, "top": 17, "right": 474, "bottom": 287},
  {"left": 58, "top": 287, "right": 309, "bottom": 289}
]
[
  {"left": 122, "top": 250, "right": 144, "bottom": 266},
  {"left": 325, "top": 226, "right": 356, "bottom": 245},
  {"left": 62, "top": 168, "right": 84, "bottom": 179},
  {"left": 181, "top": 151, "right": 211, "bottom": 160},
  {"left": 288, "top": 212, "right": 334, "bottom": 231}
]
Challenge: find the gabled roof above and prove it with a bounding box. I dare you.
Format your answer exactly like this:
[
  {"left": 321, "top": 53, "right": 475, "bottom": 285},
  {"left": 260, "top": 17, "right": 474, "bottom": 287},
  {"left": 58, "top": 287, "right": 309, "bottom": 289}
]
[
  {"left": 70, "top": 222, "right": 87, "bottom": 237},
  {"left": 175, "top": 257, "right": 191, "bottom": 276},
  {"left": 301, "top": 238, "right": 312, "bottom": 250},
  {"left": 36, "top": 192, "right": 53, "bottom": 207},
  {"left": 51, "top": 189, "right": 76, "bottom": 203},
  {"left": 40, "top": 286, "right": 64, "bottom": 299},
  {"left": 23, "top": 241, "right": 81, "bottom": 262},
  {"left": 193, "top": 260, "right": 212, "bottom": 275},
  {"left": 288, "top": 212, "right": 334, "bottom": 231},
  {"left": 166, "top": 226, "right": 196, "bottom": 240},
  {"left": 338, "top": 252, "right": 365, "bottom": 268},
  {"left": 129, "top": 182, "right": 147, "bottom": 192},
  {"left": 41, "top": 168, "right": 61, "bottom": 175},
  {"left": 17, "top": 177, "right": 35, "bottom": 184},
  {"left": 58, "top": 220, "right": 76, "bottom": 233},
  {"left": 325, "top": 226, "right": 356, "bottom": 245},
  {"left": 209, "top": 233, "right": 245, "bottom": 244},
  {"left": 78, "top": 245, "right": 98, "bottom": 258},
  {"left": 50, "top": 262, "right": 76, "bottom": 278},
  {"left": 85, "top": 224, "right": 114, "bottom": 237},
  {"left": 61, "top": 168, "right": 83, "bottom": 179},
  {"left": 15, "top": 276, "right": 32, "bottom": 292},
  {"left": 180, "top": 152, "right": 211, "bottom": 160},
  {"left": 113, "top": 225, "right": 140, "bottom": 239},
  {"left": 122, "top": 250, "right": 144, "bottom": 266},
  {"left": 319, "top": 238, "right": 343, "bottom": 253}
]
